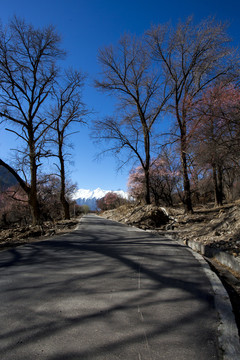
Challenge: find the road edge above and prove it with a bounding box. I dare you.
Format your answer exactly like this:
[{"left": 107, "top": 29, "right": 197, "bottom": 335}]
[
  {"left": 144, "top": 227, "right": 240, "bottom": 359},
  {"left": 175, "top": 238, "right": 240, "bottom": 360}
]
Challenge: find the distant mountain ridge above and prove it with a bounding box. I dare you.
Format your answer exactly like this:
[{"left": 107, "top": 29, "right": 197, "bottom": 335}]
[
  {"left": 72, "top": 187, "right": 128, "bottom": 211},
  {"left": 0, "top": 166, "right": 18, "bottom": 190}
]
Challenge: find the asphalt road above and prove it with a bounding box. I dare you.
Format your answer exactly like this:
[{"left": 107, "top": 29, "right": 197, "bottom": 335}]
[{"left": 0, "top": 214, "right": 221, "bottom": 359}]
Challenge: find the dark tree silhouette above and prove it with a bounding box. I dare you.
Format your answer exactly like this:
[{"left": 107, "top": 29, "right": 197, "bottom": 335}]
[
  {"left": 0, "top": 17, "right": 64, "bottom": 224},
  {"left": 147, "top": 17, "right": 238, "bottom": 212}
]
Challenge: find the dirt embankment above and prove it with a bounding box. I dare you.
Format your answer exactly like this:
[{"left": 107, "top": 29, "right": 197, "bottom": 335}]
[
  {"left": 2, "top": 203, "right": 240, "bottom": 257},
  {"left": 0, "top": 219, "right": 80, "bottom": 250},
  {"left": 102, "top": 202, "right": 240, "bottom": 258}
]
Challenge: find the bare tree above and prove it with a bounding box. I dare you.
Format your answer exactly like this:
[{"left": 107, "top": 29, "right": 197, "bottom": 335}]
[
  {"left": 0, "top": 17, "right": 65, "bottom": 224},
  {"left": 147, "top": 17, "right": 238, "bottom": 212},
  {"left": 37, "top": 174, "right": 77, "bottom": 221},
  {"left": 94, "top": 34, "right": 172, "bottom": 204},
  {"left": 48, "top": 69, "right": 87, "bottom": 219}
]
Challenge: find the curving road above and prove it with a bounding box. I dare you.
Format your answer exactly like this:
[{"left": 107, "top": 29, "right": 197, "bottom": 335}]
[{"left": 0, "top": 214, "right": 221, "bottom": 359}]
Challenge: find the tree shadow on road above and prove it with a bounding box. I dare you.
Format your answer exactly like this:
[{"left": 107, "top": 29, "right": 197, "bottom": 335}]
[{"left": 0, "top": 220, "right": 220, "bottom": 359}]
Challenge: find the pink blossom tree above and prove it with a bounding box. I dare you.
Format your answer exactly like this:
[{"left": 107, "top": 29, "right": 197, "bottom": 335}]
[
  {"left": 191, "top": 83, "right": 240, "bottom": 206},
  {"left": 128, "top": 152, "right": 181, "bottom": 206},
  {"left": 97, "top": 192, "right": 126, "bottom": 211}
]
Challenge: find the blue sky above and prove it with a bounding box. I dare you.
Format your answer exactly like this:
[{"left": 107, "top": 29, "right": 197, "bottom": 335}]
[{"left": 0, "top": 0, "right": 239, "bottom": 191}]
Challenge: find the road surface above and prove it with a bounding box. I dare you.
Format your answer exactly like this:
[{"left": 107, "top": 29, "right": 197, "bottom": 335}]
[{"left": 0, "top": 214, "right": 221, "bottom": 359}]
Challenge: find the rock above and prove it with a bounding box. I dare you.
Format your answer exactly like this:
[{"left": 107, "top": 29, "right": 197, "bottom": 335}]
[
  {"left": 126, "top": 205, "right": 169, "bottom": 228},
  {"left": 45, "top": 229, "right": 56, "bottom": 236}
]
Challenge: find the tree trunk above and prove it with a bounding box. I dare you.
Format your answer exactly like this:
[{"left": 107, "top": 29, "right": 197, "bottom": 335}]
[
  {"left": 59, "top": 141, "right": 70, "bottom": 220},
  {"left": 143, "top": 125, "right": 151, "bottom": 205},
  {"left": 60, "top": 192, "right": 70, "bottom": 220},
  {"left": 180, "top": 132, "right": 193, "bottom": 213},
  {"left": 29, "top": 189, "right": 41, "bottom": 225},
  {"left": 212, "top": 163, "right": 223, "bottom": 207},
  {"left": 144, "top": 167, "right": 151, "bottom": 204},
  {"left": 0, "top": 158, "right": 41, "bottom": 225},
  {"left": 181, "top": 152, "right": 193, "bottom": 213},
  {"left": 29, "top": 144, "right": 41, "bottom": 225},
  {"left": 217, "top": 164, "right": 223, "bottom": 206}
]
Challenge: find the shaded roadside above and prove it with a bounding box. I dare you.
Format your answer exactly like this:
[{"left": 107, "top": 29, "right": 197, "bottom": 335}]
[{"left": 206, "top": 257, "right": 240, "bottom": 339}]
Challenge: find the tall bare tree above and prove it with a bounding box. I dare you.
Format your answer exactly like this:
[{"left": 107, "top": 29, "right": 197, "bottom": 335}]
[
  {"left": 49, "top": 69, "right": 87, "bottom": 219},
  {"left": 94, "top": 35, "right": 172, "bottom": 204},
  {"left": 0, "top": 17, "right": 64, "bottom": 224},
  {"left": 147, "top": 17, "right": 238, "bottom": 212}
]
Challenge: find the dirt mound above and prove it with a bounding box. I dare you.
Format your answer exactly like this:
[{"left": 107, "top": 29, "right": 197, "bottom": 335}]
[
  {"left": 170, "top": 204, "right": 240, "bottom": 257},
  {"left": 102, "top": 204, "right": 170, "bottom": 229}
]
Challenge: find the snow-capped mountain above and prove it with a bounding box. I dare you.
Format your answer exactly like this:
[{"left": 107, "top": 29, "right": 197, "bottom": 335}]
[{"left": 72, "top": 187, "right": 129, "bottom": 210}]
